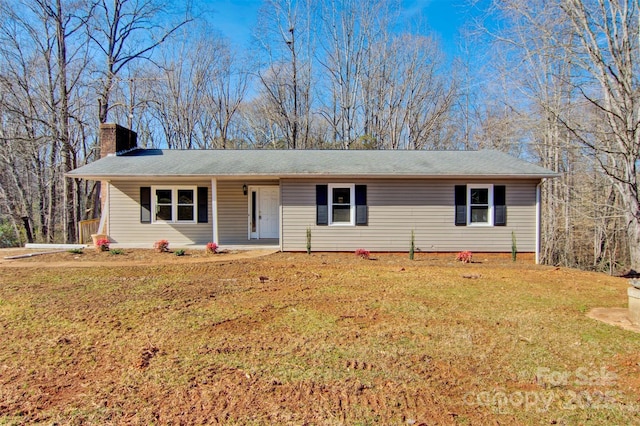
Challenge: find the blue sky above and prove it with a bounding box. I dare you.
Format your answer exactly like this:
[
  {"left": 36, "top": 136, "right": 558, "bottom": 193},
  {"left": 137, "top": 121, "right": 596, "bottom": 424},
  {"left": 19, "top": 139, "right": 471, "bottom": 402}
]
[
  {"left": 399, "top": 0, "right": 478, "bottom": 52},
  {"left": 199, "top": 0, "right": 485, "bottom": 56}
]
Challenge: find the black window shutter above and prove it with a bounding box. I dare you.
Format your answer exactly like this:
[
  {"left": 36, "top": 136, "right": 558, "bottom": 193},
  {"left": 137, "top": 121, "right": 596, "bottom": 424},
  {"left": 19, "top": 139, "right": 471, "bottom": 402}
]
[
  {"left": 197, "top": 187, "right": 208, "bottom": 223},
  {"left": 454, "top": 185, "right": 467, "bottom": 226},
  {"left": 355, "top": 185, "right": 367, "bottom": 225},
  {"left": 494, "top": 185, "right": 506, "bottom": 226},
  {"left": 140, "top": 187, "right": 151, "bottom": 223},
  {"left": 316, "top": 185, "right": 328, "bottom": 225}
]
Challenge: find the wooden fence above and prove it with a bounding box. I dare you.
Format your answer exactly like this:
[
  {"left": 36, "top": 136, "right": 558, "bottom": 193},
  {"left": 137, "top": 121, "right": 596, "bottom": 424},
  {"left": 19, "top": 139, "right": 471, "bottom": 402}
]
[{"left": 78, "top": 218, "right": 100, "bottom": 244}]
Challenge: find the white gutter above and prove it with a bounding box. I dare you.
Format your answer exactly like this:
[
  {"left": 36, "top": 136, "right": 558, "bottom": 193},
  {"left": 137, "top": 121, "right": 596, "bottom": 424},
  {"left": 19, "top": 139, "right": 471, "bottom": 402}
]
[{"left": 68, "top": 173, "right": 559, "bottom": 181}]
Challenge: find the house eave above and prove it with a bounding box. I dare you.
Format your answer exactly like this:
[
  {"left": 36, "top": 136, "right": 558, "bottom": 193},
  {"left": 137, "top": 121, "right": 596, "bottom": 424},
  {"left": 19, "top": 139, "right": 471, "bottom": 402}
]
[{"left": 66, "top": 173, "right": 559, "bottom": 181}]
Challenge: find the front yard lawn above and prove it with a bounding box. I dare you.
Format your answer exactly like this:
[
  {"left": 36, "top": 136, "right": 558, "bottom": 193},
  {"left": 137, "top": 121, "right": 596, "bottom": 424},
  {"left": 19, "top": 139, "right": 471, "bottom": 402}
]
[{"left": 0, "top": 252, "right": 638, "bottom": 424}]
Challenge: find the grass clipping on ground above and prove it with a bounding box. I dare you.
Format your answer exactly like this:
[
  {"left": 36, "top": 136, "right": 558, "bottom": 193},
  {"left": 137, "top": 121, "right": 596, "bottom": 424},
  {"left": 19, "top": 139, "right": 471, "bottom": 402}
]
[{"left": 0, "top": 252, "right": 639, "bottom": 424}]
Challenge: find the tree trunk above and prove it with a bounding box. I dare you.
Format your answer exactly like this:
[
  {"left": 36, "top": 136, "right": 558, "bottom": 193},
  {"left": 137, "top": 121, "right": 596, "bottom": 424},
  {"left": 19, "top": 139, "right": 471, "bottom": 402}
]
[
  {"left": 55, "top": 0, "right": 76, "bottom": 243},
  {"left": 620, "top": 185, "right": 640, "bottom": 271}
]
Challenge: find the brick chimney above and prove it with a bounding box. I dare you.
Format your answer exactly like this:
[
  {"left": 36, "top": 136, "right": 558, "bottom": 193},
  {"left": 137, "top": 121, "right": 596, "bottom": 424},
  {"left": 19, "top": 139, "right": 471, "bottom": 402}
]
[{"left": 99, "top": 123, "right": 137, "bottom": 158}]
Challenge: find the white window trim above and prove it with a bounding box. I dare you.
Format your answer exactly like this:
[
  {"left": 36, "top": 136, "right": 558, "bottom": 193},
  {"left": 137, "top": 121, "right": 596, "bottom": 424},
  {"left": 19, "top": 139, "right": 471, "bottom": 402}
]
[
  {"left": 328, "top": 183, "right": 355, "bottom": 226},
  {"left": 151, "top": 186, "right": 197, "bottom": 224},
  {"left": 467, "top": 184, "right": 493, "bottom": 226}
]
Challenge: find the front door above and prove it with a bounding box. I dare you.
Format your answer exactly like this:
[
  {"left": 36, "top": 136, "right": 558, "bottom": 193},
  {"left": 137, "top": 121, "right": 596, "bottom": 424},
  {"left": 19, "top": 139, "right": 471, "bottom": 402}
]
[{"left": 249, "top": 186, "right": 279, "bottom": 239}]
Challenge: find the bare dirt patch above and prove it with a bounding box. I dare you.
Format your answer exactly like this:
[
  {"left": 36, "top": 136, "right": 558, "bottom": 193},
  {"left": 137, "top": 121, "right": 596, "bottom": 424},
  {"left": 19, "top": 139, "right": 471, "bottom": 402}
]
[
  {"left": 0, "top": 252, "right": 639, "bottom": 424},
  {"left": 0, "top": 247, "right": 277, "bottom": 268}
]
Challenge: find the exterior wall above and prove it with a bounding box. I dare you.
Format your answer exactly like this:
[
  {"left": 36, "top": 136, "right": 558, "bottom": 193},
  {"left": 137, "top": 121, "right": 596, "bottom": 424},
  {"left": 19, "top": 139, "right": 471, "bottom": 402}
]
[
  {"left": 216, "top": 180, "right": 279, "bottom": 244},
  {"left": 108, "top": 179, "right": 279, "bottom": 246},
  {"left": 108, "top": 180, "right": 212, "bottom": 246},
  {"left": 281, "top": 178, "right": 538, "bottom": 252},
  {"left": 107, "top": 177, "right": 539, "bottom": 252}
]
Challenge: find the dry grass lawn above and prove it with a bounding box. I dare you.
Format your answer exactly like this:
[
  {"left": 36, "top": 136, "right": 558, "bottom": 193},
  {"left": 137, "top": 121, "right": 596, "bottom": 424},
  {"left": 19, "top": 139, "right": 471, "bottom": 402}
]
[{"left": 0, "top": 250, "right": 639, "bottom": 425}]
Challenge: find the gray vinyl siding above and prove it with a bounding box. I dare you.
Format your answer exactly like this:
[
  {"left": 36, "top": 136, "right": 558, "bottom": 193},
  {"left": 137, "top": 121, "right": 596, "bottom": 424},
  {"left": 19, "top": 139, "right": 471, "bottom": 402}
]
[
  {"left": 281, "top": 179, "right": 538, "bottom": 252},
  {"left": 108, "top": 180, "right": 212, "bottom": 246},
  {"left": 216, "top": 180, "right": 279, "bottom": 244},
  {"left": 108, "top": 177, "right": 538, "bottom": 252}
]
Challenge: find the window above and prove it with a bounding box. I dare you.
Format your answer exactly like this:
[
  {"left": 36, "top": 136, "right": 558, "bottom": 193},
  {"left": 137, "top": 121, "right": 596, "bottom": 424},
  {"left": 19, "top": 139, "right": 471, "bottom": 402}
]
[
  {"left": 330, "top": 184, "right": 354, "bottom": 225},
  {"left": 141, "top": 186, "right": 207, "bottom": 224},
  {"left": 455, "top": 184, "right": 505, "bottom": 227},
  {"left": 152, "top": 186, "right": 196, "bottom": 223},
  {"left": 251, "top": 191, "right": 257, "bottom": 233},
  {"left": 316, "top": 184, "right": 367, "bottom": 226},
  {"left": 469, "top": 185, "right": 492, "bottom": 225},
  {"left": 177, "top": 189, "right": 195, "bottom": 221},
  {"left": 156, "top": 189, "right": 173, "bottom": 221}
]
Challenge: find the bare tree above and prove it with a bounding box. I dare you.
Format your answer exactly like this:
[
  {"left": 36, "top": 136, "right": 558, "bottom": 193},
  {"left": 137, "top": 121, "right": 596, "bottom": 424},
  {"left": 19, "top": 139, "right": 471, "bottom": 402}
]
[
  {"left": 47, "top": 0, "right": 93, "bottom": 242},
  {"left": 208, "top": 41, "right": 250, "bottom": 149},
  {"left": 148, "top": 27, "right": 249, "bottom": 149},
  {"left": 315, "top": 0, "right": 457, "bottom": 150},
  {"left": 237, "top": 99, "right": 287, "bottom": 148},
  {"left": 477, "top": 0, "right": 585, "bottom": 267},
  {"left": 254, "top": 0, "right": 313, "bottom": 149},
  {"left": 0, "top": 0, "right": 92, "bottom": 243},
  {"left": 479, "top": 0, "right": 639, "bottom": 271},
  {"left": 151, "top": 34, "right": 220, "bottom": 149},
  {"left": 558, "top": 0, "right": 640, "bottom": 271},
  {"left": 358, "top": 33, "right": 455, "bottom": 149},
  {"left": 317, "top": 0, "right": 389, "bottom": 148},
  {"left": 89, "top": 0, "right": 192, "bottom": 124}
]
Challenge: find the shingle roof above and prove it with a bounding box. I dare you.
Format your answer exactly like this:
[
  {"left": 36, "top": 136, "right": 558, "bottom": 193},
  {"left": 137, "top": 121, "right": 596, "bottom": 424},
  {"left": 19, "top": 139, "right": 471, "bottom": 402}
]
[{"left": 67, "top": 149, "right": 558, "bottom": 179}]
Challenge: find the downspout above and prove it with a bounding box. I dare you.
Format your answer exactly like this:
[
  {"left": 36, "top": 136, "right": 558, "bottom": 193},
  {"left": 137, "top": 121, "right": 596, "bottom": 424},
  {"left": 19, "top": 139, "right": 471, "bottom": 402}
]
[
  {"left": 535, "top": 180, "right": 542, "bottom": 264},
  {"left": 279, "top": 181, "right": 283, "bottom": 252},
  {"left": 211, "top": 178, "right": 219, "bottom": 246}
]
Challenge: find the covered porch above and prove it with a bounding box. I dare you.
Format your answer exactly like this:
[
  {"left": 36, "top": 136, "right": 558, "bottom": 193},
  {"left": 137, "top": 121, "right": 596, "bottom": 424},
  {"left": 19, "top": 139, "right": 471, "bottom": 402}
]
[
  {"left": 213, "top": 178, "right": 281, "bottom": 250},
  {"left": 217, "top": 239, "right": 280, "bottom": 251}
]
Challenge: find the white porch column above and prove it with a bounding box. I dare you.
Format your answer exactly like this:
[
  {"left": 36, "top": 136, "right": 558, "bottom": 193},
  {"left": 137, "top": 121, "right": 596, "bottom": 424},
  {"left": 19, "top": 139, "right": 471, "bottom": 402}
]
[
  {"left": 211, "top": 178, "right": 219, "bottom": 245},
  {"left": 97, "top": 181, "right": 110, "bottom": 235}
]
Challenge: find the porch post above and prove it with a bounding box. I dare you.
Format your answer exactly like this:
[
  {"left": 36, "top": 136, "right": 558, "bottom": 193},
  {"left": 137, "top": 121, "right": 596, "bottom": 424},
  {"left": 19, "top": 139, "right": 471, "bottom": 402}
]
[
  {"left": 97, "top": 181, "right": 109, "bottom": 235},
  {"left": 211, "top": 178, "right": 219, "bottom": 245}
]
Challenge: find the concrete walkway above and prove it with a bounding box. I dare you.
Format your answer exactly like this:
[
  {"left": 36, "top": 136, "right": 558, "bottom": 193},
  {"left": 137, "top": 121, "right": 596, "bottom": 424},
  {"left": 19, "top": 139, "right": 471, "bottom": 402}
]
[{"left": 587, "top": 307, "right": 640, "bottom": 333}]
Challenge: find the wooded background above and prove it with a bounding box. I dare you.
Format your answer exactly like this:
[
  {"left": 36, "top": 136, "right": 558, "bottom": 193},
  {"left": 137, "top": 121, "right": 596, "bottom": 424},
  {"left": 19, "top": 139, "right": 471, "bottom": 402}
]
[{"left": 0, "top": 0, "right": 638, "bottom": 273}]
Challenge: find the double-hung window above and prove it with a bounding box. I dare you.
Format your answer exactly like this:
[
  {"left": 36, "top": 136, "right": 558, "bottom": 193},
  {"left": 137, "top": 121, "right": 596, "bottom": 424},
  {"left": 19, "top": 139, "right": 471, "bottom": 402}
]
[
  {"left": 152, "top": 186, "right": 196, "bottom": 223},
  {"left": 316, "top": 184, "right": 367, "bottom": 226},
  {"left": 469, "top": 185, "right": 492, "bottom": 225},
  {"left": 176, "top": 189, "right": 195, "bottom": 221},
  {"left": 329, "top": 184, "right": 354, "bottom": 225},
  {"left": 455, "top": 184, "right": 506, "bottom": 227}
]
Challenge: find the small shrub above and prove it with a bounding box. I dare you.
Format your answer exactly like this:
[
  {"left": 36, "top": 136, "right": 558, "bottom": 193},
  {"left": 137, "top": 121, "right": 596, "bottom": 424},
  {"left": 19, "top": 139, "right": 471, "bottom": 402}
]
[
  {"left": 511, "top": 231, "right": 517, "bottom": 262},
  {"left": 206, "top": 242, "right": 218, "bottom": 254},
  {"left": 409, "top": 229, "right": 415, "bottom": 260},
  {"left": 456, "top": 251, "right": 472, "bottom": 263},
  {"left": 154, "top": 239, "right": 170, "bottom": 253},
  {"left": 68, "top": 248, "right": 83, "bottom": 255},
  {"left": 109, "top": 249, "right": 124, "bottom": 255},
  {"left": 175, "top": 249, "right": 186, "bottom": 257},
  {"left": 306, "top": 227, "right": 311, "bottom": 254},
  {"left": 96, "top": 238, "right": 110, "bottom": 252},
  {"left": 355, "top": 248, "right": 370, "bottom": 259}
]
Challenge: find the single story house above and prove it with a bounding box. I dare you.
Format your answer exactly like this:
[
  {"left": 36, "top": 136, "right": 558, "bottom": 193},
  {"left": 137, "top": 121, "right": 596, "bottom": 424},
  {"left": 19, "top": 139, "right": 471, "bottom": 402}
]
[{"left": 68, "top": 124, "right": 557, "bottom": 261}]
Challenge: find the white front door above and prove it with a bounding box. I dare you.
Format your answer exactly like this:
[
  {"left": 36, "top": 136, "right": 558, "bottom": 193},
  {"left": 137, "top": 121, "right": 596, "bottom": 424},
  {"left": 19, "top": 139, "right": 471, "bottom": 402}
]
[{"left": 249, "top": 186, "right": 279, "bottom": 239}]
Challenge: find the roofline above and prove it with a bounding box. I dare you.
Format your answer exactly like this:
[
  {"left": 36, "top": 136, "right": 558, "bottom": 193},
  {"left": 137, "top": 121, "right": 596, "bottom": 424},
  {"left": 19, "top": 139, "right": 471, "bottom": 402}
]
[{"left": 65, "top": 173, "right": 559, "bottom": 180}]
